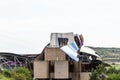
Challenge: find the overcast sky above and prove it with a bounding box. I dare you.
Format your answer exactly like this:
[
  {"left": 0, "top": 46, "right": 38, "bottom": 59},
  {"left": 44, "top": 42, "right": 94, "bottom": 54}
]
[{"left": 0, "top": 0, "right": 120, "bottom": 54}]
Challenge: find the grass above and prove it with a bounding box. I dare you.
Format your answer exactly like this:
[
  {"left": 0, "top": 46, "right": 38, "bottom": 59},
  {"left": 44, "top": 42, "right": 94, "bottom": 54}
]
[
  {"left": 0, "top": 74, "right": 12, "bottom": 80},
  {"left": 103, "top": 58, "right": 120, "bottom": 60},
  {"left": 111, "top": 64, "right": 120, "bottom": 70}
]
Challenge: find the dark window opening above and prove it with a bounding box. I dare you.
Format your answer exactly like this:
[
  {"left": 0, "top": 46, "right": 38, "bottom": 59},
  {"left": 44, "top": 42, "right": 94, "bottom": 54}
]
[
  {"left": 69, "top": 62, "right": 74, "bottom": 72},
  {"left": 49, "top": 61, "right": 54, "bottom": 73},
  {"left": 78, "top": 54, "right": 90, "bottom": 63},
  {"left": 58, "top": 38, "right": 68, "bottom": 47},
  {"left": 81, "top": 63, "right": 91, "bottom": 72},
  {"left": 74, "top": 36, "right": 81, "bottom": 48}
]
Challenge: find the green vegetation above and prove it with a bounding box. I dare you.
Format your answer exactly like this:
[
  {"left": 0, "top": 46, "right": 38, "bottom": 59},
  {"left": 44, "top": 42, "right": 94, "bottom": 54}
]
[
  {"left": 89, "top": 47, "right": 120, "bottom": 80},
  {"left": 106, "top": 65, "right": 120, "bottom": 80},
  {"left": 90, "top": 64, "right": 107, "bottom": 80},
  {"left": 89, "top": 47, "right": 120, "bottom": 61},
  {"left": 0, "top": 74, "right": 12, "bottom": 80},
  {"left": 90, "top": 64, "right": 120, "bottom": 80},
  {"left": 111, "top": 64, "right": 120, "bottom": 70},
  {"left": 0, "top": 67, "right": 32, "bottom": 80}
]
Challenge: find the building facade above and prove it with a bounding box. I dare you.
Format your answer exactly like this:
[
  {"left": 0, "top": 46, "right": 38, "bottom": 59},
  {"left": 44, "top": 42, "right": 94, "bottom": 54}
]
[{"left": 33, "top": 32, "right": 101, "bottom": 80}]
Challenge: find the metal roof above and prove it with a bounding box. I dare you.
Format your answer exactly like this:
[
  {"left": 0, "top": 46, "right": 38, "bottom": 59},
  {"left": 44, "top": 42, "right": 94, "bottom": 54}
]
[
  {"left": 80, "top": 46, "right": 100, "bottom": 58},
  {"left": 0, "top": 52, "right": 28, "bottom": 61},
  {"left": 60, "top": 41, "right": 79, "bottom": 61}
]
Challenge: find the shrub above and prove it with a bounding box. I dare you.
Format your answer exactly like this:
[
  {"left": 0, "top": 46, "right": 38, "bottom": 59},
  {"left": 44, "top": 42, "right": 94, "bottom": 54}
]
[
  {"left": 11, "top": 67, "right": 32, "bottom": 80},
  {"left": 3, "top": 70, "right": 11, "bottom": 78},
  {"left": 107, "top": 74, "right": 120, "bottom": 80},
  {"left": 89, "top": 69, "right": 99, "bottom": 80},
  {"left": 13, "top": 73, "right": 26, "bottom": 80},
  {"left": 89, "top": 64, "right": 107, "bottom": 80},
  {"left": 106, "top": 66, "right": 120, "bottom": 80},
  {"left": 107, "top": 67, "right": 117, "bottom": 74},
  {"left": 0, "top": 73, "right": 13, "bottom": 80}
]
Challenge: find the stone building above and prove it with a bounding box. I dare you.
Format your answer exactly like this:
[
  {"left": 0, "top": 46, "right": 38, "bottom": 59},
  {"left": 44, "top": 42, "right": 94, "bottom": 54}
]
[{"left": 33, "top": 32, "right": 102, "bottom": 80}]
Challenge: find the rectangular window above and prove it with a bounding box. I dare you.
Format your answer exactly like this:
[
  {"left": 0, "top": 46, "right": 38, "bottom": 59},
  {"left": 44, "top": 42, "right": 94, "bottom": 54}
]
[
  {"left": 81, "top": 63, "right": 91, "bottom": 72},
  {"left": 58, "top": 38, "right": 68, "bottom": 47}
]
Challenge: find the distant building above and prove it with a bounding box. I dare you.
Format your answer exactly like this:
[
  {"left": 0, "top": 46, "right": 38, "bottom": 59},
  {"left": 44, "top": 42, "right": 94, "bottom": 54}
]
[
  {"left": 33, "top": 32, "right": 103, "bottom": 80},
  {"left": 0, "top": 52, "right": 31, "bottom": 70}
]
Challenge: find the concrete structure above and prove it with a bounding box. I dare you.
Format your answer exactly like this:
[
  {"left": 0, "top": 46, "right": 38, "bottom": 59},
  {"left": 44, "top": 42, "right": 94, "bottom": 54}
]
[{"left": 33, "top": 32, "right": 102, "bottom": 80}]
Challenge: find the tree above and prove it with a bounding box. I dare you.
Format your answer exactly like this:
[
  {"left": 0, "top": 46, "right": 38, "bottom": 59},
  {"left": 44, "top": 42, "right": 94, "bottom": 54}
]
[{"left": 89, "top": 64, "right": 107, "bottom": 80}]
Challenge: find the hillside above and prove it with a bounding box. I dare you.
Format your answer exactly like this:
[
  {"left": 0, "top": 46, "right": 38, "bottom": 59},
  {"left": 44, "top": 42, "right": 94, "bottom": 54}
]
[{"left": 88, "top": 47, "right": 120, "bottom": 62}]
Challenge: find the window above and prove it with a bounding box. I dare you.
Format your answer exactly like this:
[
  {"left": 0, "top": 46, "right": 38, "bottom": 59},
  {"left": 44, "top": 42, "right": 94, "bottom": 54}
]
[
  {"left": 58, "top": 38, "right": 68, "bottom": 47},
  {"left": 81, "top": 63, "right": 91, "bottom": 72}
]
